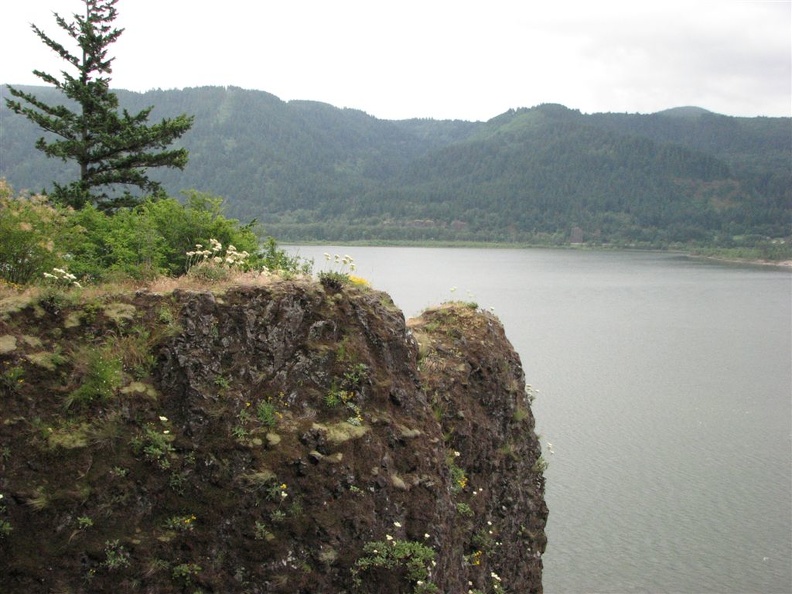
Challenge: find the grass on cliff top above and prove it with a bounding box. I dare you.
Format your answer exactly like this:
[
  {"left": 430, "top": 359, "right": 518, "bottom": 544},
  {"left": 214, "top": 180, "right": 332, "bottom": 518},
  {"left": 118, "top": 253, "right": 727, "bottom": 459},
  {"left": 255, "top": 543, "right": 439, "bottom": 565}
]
[{"left": 0, "top": 269, "right": 317, "bottom": 317}]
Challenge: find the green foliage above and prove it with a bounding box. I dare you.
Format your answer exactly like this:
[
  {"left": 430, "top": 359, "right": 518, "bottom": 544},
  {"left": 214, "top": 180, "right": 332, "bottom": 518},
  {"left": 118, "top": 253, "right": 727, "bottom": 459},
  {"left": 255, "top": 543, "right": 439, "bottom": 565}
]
[
  {"left": 131, "top": 424, "right": 175, "bottom": 469},
  {"left": 0, "top": 182, "right": 301, "bottom": 285},
  {"left": 172, "top": 562, "right": 202, "bottom": 586},
  {"left": 532, "top": 455, "right": 549, "bottom": 473},
  {"left": 324, "top": 385, "right": 354, "bottom": 409},
  {"left": 446, "top": 450, "right": 468, "bottom": 493},
  {"left": 256, "top": 400, "right": 279, "bottom": 428},
  {"left": 254, "top": 520, "right": 273, "bottom": 541},
  {"left": 260, "top": 237, "right": 312, "bottom": 275},
  {"left": 344, "top": 363, "right": 369, "bottom": 387},
  {"left": 67, "top": 204, "right": 166, "bottom": 280},
  {"left": 0, "top": 365, "right": 25, "bottom": 394},
  {"left": 65, "top": 346, "right": 122, "bottom": 409},
  {"left": 0, "top": 182, "right": 73, "bottom": 285},
  {"left": 143, "top": 191, "right": 261, "bottom": 275},
  {"left": 352, "top": 538, "right": 438, "bottom": 593},
  {"left": 455, "top": 502, "right": 474, "bottom": 518},
  {"left": 4, "top": 1, "right": 193, "bottom": 209},
  {"left": 164, "top": 514, "right": 196, "bottom": 532},
  {"left": 77, "top": 515, "right": 94, "bottom": 530},
  {"left": 103, "top": 539, "right": 131, "bottom": 570},
  {"left": 5, "top": 86, "right": 788, "bottom": 248}
]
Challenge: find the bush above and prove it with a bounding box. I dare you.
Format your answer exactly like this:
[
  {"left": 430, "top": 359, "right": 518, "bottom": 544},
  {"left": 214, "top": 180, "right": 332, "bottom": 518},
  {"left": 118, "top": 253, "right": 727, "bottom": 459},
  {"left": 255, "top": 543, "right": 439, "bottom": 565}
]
[
  {"left": 0, "top": 181, "right": 305, "bottom": 285},
  {"left": 0, "top": 180, "right": 71, "bottom": 285}
]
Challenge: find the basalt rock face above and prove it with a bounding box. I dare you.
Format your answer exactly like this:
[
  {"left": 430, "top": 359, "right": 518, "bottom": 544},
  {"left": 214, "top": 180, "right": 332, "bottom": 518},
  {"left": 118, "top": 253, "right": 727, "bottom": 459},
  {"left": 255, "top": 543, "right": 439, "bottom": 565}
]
[{"left": 0, "top": 279, "right": 547, "bottom": 593}]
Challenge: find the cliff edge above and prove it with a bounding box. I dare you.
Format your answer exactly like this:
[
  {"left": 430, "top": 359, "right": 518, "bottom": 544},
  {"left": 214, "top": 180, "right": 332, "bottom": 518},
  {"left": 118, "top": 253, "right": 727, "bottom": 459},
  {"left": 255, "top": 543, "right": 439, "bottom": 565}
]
[{"left": 0, "top": 278, "right": 547, "bottom": 593}]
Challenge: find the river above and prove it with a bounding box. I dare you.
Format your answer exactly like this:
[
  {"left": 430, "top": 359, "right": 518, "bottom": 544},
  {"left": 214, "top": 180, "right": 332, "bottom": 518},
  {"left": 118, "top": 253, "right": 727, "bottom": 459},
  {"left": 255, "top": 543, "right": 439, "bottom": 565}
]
[{"left": 287, "top": 246, "right": 792, "bottom": 593}]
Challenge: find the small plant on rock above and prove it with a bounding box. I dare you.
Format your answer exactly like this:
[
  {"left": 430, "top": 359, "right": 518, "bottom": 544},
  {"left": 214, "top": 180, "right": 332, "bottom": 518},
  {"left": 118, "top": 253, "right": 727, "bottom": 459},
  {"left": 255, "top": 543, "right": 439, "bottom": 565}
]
[
  {"left": 319, "top": 253, "right": 356, "bottom": 290},
  {"left": 65, "top": 346, "right": 122, "bottom": 409},
  {"left": 352, "top": 537, "right": 438, "bottom": 593},
  {"left": 256, "top": 400, "right": 279, "bottom": 427},
  {"left": 165, "top": 514, "right": 196, "bottom": 532},
  {"left": 103, "top": 539, "right": 130, "bottom": 570},
  {"left": 131, "top": 424, "right": 175, "bottom": 469},
  {"left": 185, "top": 238, "right": 251, "bottom": 281},
  {"left": 172, "top": 562, "right": 202, "bottom": 586}
]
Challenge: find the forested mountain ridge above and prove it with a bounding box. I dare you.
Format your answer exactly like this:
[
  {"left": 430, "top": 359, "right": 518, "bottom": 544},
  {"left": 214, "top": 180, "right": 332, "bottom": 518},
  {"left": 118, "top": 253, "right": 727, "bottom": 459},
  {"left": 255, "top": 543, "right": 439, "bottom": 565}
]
[{"left": 2, "top": 85, "right": 789, "bottom": 248}]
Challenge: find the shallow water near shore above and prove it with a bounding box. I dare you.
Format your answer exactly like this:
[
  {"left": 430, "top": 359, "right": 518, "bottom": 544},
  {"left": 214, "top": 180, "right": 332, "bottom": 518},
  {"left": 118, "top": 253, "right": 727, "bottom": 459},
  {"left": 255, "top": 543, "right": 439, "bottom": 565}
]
[{"left": 289, "top": 246, "right": 792, "bottom": 593}]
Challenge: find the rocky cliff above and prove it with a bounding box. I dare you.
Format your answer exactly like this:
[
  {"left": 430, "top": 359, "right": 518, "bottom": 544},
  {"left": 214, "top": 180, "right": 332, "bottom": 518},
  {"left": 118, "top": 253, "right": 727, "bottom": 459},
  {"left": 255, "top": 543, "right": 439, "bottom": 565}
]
[{"left": 0, "top": 277, "right": 547, "bottom": 593}]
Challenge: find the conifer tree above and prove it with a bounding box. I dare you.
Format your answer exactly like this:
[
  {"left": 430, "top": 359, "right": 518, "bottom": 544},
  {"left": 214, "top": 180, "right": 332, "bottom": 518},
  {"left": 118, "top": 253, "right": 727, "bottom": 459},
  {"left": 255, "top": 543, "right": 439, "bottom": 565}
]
[{"left": 5, "top": 0, "right": 194, "bottom": 210}]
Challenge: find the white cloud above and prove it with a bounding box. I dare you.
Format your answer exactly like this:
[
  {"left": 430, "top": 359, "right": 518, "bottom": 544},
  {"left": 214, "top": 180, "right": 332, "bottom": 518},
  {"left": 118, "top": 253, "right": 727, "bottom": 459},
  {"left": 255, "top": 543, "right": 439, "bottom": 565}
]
[{"left": 2, "top": 0, "right": 789, "bottom": 120}]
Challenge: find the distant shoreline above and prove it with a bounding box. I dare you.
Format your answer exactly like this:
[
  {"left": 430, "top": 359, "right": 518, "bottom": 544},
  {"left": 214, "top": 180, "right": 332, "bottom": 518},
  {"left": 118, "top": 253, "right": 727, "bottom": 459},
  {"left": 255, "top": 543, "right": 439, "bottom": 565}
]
[
  {"left": 283, "top": 240, "right": 792, "bottom": 269},
  {"left": 684, "top": 254, "right": 792, "bottom": 269}
]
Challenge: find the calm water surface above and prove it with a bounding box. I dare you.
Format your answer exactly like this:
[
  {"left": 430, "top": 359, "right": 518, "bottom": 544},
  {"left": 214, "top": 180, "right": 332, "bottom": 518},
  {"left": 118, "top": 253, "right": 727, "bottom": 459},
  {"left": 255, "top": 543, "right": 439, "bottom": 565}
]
[{"left": 289, "top": 246, "right": 792, "bottom": 593}]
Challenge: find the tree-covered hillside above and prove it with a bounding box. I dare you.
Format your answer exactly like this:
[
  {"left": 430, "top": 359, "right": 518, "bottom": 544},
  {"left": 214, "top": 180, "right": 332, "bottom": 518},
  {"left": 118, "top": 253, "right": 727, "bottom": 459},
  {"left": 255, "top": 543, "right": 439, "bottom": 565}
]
[{"left": 2, "top": 85, "right": 789, "bottom": 248}]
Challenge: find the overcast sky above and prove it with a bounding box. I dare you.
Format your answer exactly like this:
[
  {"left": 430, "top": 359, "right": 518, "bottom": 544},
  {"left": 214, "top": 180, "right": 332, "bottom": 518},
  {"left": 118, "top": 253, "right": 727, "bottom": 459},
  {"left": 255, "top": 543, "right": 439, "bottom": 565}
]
[{"left": 2, "top": 0, "right": 790, "bottom": 121}]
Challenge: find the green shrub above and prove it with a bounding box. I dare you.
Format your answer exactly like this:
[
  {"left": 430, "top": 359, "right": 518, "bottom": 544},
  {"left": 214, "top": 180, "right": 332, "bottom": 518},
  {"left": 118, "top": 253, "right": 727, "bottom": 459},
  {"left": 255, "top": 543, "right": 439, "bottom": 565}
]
[
  {"left": 1, "top": 180, "right": 305, "bottom": 285},
  {"left": 352, "top": 538, "right": 438, "bottom": 593},
  {"left": 0, "top": 183, "right": 70, "bottom": 285}
]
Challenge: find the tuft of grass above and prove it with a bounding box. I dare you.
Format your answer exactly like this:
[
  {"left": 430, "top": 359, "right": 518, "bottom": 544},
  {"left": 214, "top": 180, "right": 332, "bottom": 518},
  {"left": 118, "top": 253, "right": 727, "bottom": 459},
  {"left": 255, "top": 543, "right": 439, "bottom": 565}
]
[
  {"left": 117, "top": 329, "right": 158, "bottom": 379},
  {"left": 27, "top": 491, "right": 50, "bottom": 511},
  {"left": 256, "top": 400, "right": 278, "bottom": 428},
  {"left": 65, "top": 345, "right": 122, "bottom": 409},
  {"left": 513, "top": 405, "right": 530, "bottom": 423}
]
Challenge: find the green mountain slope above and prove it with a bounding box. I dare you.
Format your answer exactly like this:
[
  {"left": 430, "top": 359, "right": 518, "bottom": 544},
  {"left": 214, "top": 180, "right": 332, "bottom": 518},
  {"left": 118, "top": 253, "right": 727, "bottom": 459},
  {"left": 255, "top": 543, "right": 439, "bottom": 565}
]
[{"left": 1, "top": 85, "right": 789, "bottom": 247}]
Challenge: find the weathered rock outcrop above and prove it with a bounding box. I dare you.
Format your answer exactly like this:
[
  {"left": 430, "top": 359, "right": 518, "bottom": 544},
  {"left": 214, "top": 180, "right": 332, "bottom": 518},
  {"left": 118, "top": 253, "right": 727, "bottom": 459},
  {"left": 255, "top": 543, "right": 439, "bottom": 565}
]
[{"left": 0, "top": 279, "right": 547, "bottom": 593}]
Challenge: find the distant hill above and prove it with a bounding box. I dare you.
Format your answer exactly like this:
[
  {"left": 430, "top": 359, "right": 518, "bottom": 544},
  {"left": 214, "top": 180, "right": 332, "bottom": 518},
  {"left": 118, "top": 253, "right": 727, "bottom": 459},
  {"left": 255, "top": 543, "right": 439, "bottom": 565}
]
[{"left": 2, "top": 85, "right": 790, "bottom": 247}]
